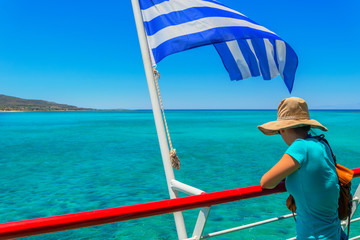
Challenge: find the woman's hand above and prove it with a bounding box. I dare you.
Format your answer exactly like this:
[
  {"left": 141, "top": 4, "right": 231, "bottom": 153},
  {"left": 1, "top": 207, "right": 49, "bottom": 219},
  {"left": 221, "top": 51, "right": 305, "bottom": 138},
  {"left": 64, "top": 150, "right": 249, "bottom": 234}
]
[{"left": 260, "top": 153, "right": 300, "bottom": 189}]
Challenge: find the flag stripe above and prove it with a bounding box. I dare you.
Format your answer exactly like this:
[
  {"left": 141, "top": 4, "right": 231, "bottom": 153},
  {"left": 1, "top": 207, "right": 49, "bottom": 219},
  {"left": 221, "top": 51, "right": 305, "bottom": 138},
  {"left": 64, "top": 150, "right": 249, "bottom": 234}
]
[
  {"left": 244, "top": 39, "right": 261, "bottom": 76},
  {"left": 147, "top": 17, "right": 277, "bottom": 49},
  {"left": 264, "top": 39, "right": 279, "bottom": 79},
  {"left": 268, "top": 38, "right": 280, "bottom": 73},
  {"left": 283, "top": 45, "right": 298, "bottom": 91},
  {"left": 252, "top": 38, "right": 272, "bottom": 79},
  {"left": 152, "top": 26, "right": 280, "bottom": 63},
  {"left": 144, "top": 7, "right": 257, "bottom": 36},
  {"left": 226, "top": 40, "right": 252, "bottom": 79},
  {"left": 141, "top": 0, "right": 245, "bottom": 22},
  {"left": 238, "top": 39, "right": 261, "bottom": 77},
  {"left": 139, "top": 0, "right": 168, "bottom": 10},
  {"left": 275, "top": 40, "right": 286, "bottom": 80}
]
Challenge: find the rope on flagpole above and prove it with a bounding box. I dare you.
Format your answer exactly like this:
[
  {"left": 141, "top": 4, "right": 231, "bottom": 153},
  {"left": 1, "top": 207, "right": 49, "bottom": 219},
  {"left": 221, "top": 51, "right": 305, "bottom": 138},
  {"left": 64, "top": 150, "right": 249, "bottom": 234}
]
[{"left": 153, "top": 68, "right": 181, "bottom": 170}]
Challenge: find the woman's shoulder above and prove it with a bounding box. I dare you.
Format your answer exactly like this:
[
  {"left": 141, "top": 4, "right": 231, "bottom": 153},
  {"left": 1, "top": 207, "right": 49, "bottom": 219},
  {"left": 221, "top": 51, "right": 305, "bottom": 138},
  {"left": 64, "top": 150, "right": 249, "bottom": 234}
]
[
  {"left": 288, "top": 137, "right": 317, "bottom": 154},
  {"left": 293, "top": 136, "right": 319, "bottom": 146},
  {"left": 292, "top": 138, "right": 308, "bottom": 146}
]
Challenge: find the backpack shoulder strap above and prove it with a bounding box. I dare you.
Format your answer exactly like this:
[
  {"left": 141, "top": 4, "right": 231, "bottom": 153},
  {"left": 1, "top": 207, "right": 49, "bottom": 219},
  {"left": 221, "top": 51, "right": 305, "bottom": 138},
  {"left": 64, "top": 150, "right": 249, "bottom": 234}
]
[{"left": 314, "top": 134, "right": 337, "bottom": 163}]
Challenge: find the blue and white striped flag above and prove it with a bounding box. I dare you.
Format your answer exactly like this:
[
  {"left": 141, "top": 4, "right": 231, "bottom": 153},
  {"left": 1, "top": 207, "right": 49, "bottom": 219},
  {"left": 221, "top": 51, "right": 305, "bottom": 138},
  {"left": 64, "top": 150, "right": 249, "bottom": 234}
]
[{"left": 139, "top": 0, "right": 298, "bottom": 92}]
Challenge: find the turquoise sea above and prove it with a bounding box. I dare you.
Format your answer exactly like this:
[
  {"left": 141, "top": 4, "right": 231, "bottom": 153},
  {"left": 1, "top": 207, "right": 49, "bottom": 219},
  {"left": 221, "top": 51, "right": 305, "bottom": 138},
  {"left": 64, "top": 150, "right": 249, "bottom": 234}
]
[{"left": 0, "top": 110, "right": 359, "bottom": 240}]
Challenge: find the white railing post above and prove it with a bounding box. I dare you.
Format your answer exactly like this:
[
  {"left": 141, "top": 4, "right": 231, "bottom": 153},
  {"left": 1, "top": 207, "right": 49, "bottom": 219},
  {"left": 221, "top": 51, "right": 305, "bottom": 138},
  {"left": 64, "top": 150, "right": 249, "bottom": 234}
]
[
  {"left": 192, "top": 207, "right": 211, "bottom": 239},
  {"left": 171, "top": 180, "right": 205, "bottom": 196},
  {"left": 130, "top": 0, "right": 187, "bottom": 239},
  {"left": 351, "top": 185, "right": 360, "bottom": 219},
  {"left": 342, "top": 184, "right": 360, "bottom": 230}
]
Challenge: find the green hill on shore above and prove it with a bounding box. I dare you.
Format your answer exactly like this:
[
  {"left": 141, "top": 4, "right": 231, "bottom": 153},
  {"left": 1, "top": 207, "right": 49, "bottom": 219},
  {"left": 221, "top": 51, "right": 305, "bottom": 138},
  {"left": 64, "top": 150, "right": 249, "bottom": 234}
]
[{"left": 0, "top": 94, "right": 95, "bottom": 112}]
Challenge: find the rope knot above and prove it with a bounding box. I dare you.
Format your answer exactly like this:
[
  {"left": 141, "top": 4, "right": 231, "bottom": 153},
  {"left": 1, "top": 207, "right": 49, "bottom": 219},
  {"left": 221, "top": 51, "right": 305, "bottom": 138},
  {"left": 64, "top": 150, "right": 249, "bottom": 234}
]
[
  {"left": 153, "top": 69, "right": 160, "bottom": 79},
  {"left": 170, "top": 149, "right": 180, "bottom": 170}
]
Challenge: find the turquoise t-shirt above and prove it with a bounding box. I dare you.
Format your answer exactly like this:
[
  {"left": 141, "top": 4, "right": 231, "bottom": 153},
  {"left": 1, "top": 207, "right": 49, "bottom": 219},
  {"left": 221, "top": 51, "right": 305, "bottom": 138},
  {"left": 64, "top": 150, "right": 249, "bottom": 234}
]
[{"left": 285, "top": 137, "right": 341, "bottom": 240}]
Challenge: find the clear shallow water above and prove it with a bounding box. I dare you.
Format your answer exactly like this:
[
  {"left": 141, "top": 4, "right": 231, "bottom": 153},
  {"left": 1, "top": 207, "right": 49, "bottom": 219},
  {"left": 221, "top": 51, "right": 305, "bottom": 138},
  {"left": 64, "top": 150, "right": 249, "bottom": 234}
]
[{"left": 0, "top": 110, "right": 359, "bottom": 239}]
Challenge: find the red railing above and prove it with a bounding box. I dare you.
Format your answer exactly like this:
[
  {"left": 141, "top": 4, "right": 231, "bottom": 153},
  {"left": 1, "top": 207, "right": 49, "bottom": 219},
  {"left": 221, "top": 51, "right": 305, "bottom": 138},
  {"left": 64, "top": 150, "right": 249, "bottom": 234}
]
[{"left": 0, "top": 168, "right": 359, "bottom": 240}]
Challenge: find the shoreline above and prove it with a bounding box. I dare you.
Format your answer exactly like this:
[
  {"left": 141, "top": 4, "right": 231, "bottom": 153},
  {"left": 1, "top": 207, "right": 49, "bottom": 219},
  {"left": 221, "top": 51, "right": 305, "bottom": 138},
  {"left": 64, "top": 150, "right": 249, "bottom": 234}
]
[
  {"left": 0, "top": 109, "right": 136, "bottom": 113},
  {"left": 0, "top": 110, "right": 24, "bottom": 112}
]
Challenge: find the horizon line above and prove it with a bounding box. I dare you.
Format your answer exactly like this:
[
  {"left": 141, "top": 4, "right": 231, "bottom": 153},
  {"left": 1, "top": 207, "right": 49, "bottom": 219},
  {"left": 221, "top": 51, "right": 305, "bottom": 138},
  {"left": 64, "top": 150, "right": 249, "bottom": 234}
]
[{"left": 108, "top": 108, "right": 360, "bottom": 111}]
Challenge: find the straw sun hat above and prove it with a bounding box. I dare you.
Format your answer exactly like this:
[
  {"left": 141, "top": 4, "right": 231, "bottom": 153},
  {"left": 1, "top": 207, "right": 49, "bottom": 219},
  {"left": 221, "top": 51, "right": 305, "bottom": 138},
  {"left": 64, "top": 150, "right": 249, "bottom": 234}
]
[{"left": 258, "top": 97, "right": 328, "bottom": 135}]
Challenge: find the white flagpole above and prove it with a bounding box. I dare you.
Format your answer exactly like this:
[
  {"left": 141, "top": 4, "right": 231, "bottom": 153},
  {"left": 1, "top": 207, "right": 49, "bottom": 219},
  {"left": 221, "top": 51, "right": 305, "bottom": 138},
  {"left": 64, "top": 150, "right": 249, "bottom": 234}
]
[{"left": 130, "top": 0, "right": 187, "bottom": 239}]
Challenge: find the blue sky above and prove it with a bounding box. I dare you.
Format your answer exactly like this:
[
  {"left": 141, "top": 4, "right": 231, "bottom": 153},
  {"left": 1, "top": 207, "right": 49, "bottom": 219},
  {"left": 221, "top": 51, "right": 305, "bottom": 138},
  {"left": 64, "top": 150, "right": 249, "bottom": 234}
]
[{"left": 1, "top": 0, "right": 359, "bottom": 109}]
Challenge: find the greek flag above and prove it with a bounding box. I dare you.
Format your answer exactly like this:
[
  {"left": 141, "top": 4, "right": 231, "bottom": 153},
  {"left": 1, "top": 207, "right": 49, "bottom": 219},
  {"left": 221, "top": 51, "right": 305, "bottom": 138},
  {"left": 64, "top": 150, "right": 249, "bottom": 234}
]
[{"left": 139, "top": 0, "right": 298, "bottom": 92}]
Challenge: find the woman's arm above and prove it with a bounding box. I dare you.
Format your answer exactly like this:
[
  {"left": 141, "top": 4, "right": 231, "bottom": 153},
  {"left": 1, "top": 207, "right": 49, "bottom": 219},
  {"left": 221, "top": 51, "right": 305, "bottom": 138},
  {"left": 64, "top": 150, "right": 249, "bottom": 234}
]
[{"left": 260, "top": 153, "right": 300, "bottom": 189}]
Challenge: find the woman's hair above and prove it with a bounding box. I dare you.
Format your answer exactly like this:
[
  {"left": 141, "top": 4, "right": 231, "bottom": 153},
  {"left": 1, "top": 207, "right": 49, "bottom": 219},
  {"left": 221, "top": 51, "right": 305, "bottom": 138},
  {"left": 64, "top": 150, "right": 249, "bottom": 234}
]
[{"left": 293, "top": 125, "right": 311, "bottom": 133}]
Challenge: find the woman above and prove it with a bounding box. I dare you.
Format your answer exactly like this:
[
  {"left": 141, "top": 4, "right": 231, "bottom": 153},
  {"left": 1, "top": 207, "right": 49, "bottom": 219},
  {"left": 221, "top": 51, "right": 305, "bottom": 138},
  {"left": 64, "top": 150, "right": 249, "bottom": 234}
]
[{"left": 258, "top": 97, "right": 344, "bottom": 240}]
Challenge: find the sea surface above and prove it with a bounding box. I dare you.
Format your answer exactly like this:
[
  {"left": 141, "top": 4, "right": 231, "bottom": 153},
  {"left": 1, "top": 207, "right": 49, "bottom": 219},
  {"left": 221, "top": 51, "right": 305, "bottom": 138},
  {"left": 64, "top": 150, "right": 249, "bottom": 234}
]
[{"left": 0, "top": 110, "right": 359, "bottom": 240}]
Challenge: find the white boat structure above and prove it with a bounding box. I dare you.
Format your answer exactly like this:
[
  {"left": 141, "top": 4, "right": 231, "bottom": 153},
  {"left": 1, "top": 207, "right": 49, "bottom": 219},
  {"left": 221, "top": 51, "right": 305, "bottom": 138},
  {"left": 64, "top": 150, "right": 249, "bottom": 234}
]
[{"left": 0, "top": 1, "right": 359, "bottom": 239}]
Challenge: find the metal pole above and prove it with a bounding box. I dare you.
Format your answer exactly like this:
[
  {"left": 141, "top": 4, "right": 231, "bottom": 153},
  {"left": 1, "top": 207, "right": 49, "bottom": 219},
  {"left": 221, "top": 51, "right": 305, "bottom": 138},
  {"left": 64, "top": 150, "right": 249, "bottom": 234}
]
[{"left": 130, "top": 0, "right": 187, "bottom": 239}]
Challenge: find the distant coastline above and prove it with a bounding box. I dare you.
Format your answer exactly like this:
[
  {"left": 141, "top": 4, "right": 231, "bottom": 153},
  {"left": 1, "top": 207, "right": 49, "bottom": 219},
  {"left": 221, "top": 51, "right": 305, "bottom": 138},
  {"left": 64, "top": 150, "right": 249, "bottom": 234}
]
[
  {"left": 0, "top": 94, "right": 133, "bottom": 112},
  {"left": 0, "top": 109, "right": 135, "bottom": 113}
]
